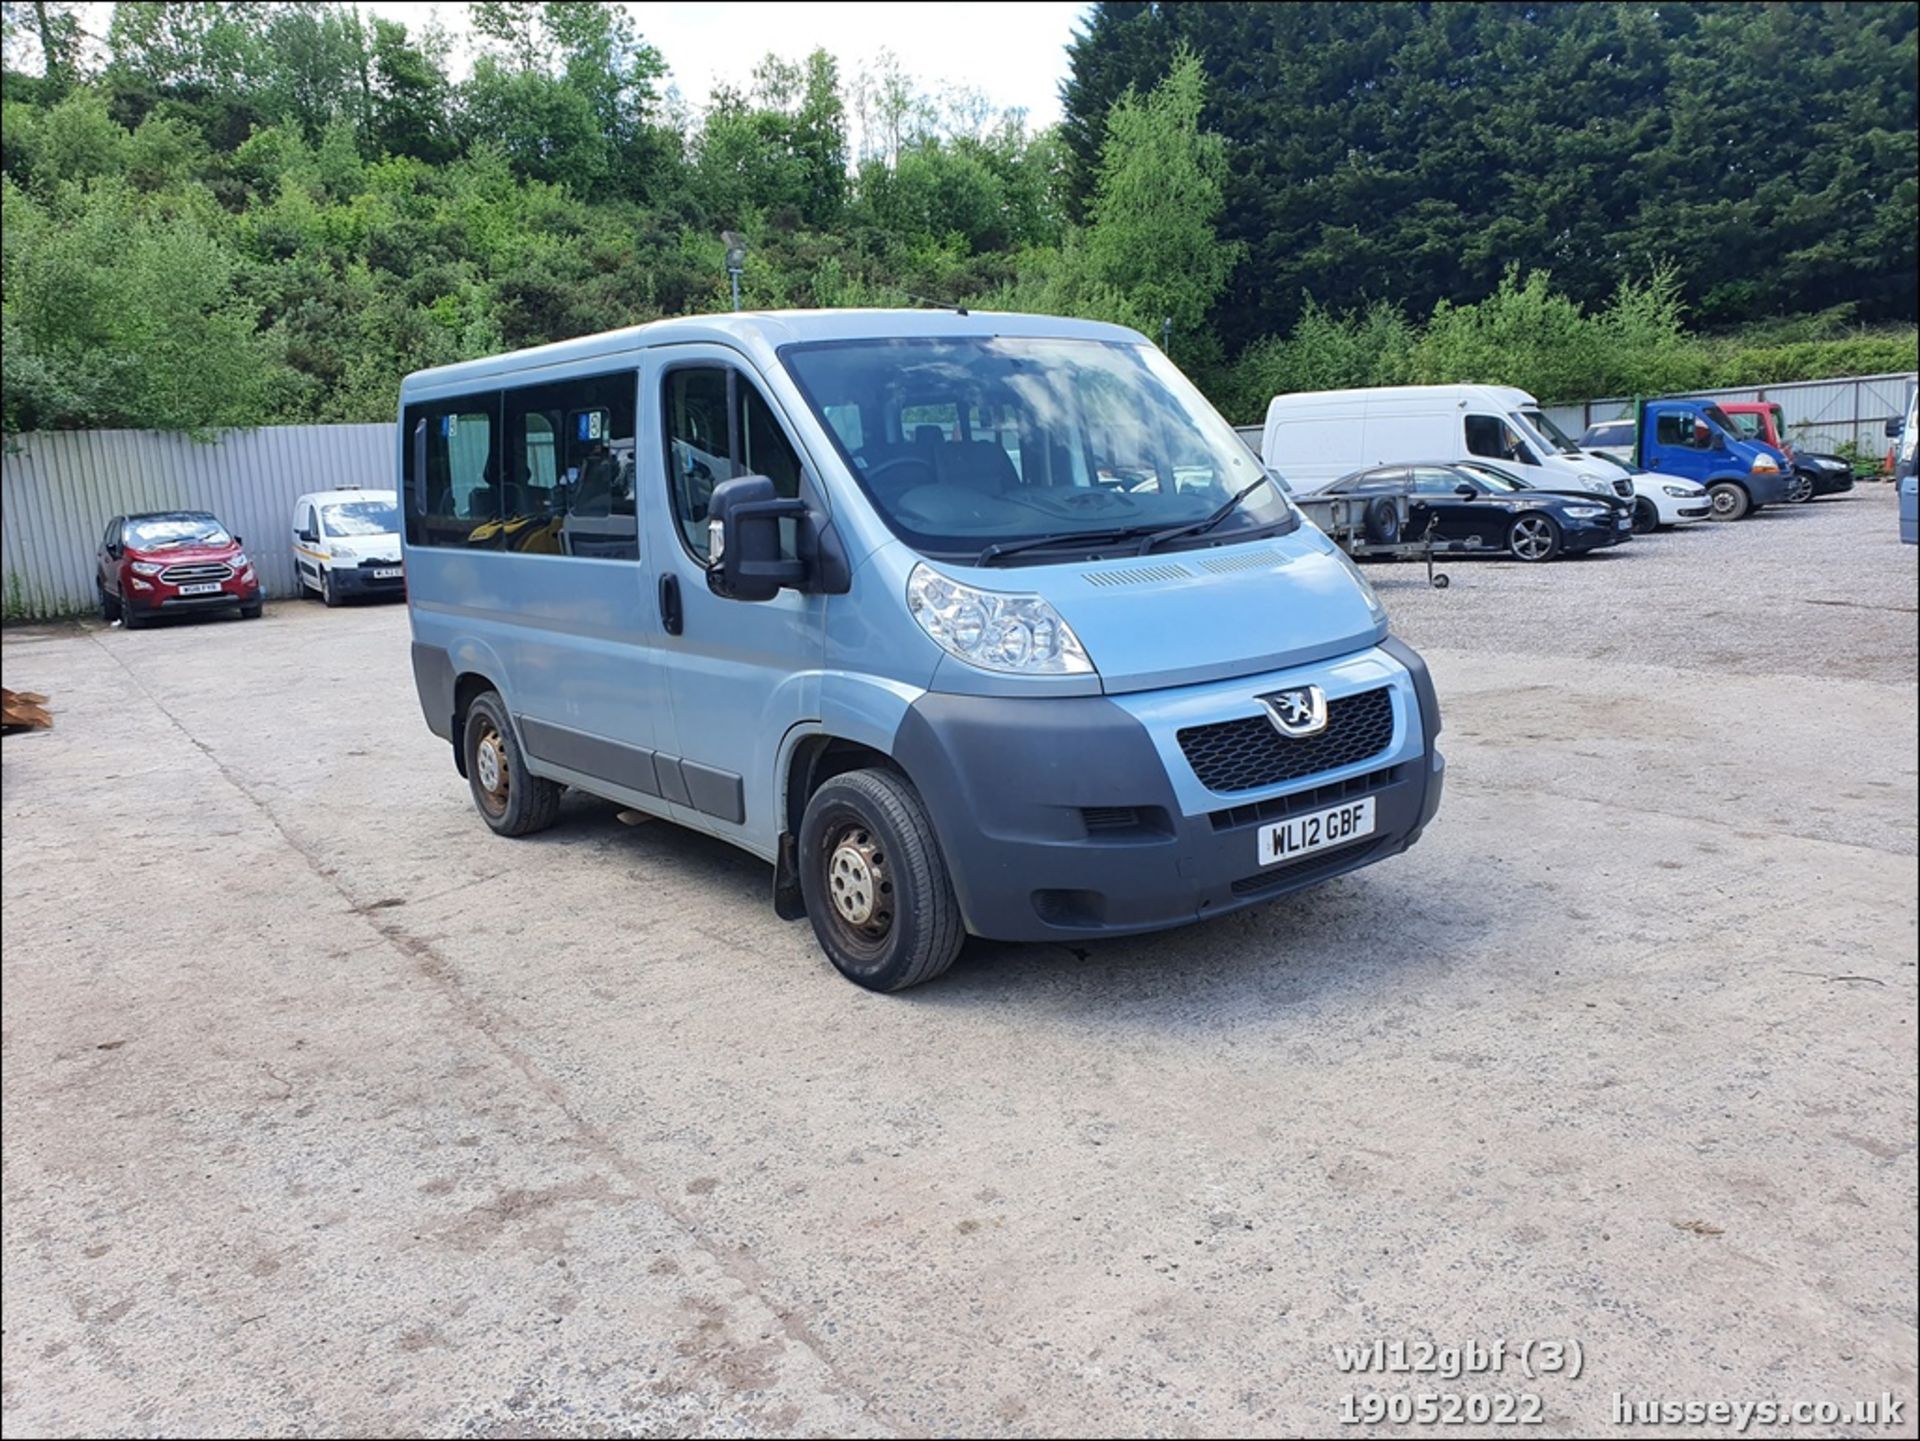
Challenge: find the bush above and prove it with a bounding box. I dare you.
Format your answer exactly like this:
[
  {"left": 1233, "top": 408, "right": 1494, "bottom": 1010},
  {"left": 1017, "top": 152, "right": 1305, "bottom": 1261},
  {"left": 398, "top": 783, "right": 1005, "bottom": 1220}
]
[{"left": 1216, "top": 267, "right": 1917, "bottom": 418}]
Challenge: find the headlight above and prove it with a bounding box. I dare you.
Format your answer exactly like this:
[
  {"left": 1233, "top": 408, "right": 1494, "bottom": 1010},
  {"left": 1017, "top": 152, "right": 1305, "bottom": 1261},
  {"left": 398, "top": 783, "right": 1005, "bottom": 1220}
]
[
  {"left": 906, "top": 564, "right": 1093, "bottom": 675},
  {"left": 1662, "top": 485, "right": 1694, "bottom": 498},
  {"left": 1750, "top": 456, "right": 1780, "bottom": 473},
  {"left": 130, "top": 561, "right": 165, "bottom": 576},
  {"left": 1330, "top": 548, "right": 1389, "bottom": 628},
  {"left": 1576, "top": 473, "right": 1609, "bottom": 493},
  {"left": 1564, "top": 505, "right": 1606, "bottom": 518},
  {"left": 231, "top": 551, "right": 251, "bottom": 569}
]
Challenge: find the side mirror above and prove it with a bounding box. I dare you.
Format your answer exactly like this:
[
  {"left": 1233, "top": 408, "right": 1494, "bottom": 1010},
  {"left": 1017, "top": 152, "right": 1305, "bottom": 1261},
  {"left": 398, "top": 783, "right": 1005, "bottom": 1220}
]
[
  {"left": 705, "top": 474, "right": 808, "bottom": 602},
  {"left": 1889, "top": 416, "right": 1906, "bottom": 439},
  {"left": 233, "top": 535, "right": 243, "bottom": 546},
  {"left": 1454, "top": 483, "right": 1477, "bottom": 499},
  {"left": 298, "top": 528, "right": 317, "bottom": 544}
]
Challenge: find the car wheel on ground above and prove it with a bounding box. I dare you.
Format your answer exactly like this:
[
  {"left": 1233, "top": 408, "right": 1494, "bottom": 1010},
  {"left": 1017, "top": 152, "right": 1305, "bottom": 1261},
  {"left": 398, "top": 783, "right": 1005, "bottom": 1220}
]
[
  {"left": 1708, "top": 481, "right": 1751, "bottom": 521},
  {"left": 798, "top": 767, "right": 964, "bottom": 992},
  {"left": 240, "top": 598, "right": 263, "bottom": 619},
  {"left": 1788, "top": 473, "right": 1815, "bottom": 503},
  {"left": 320, "top": 569, "right": 339, "bottom": 607},
  {"left": 462, "top": 690, "right": 563, "bottom": 837},
  {"left": 1633, "top": 498, "right": 1659, "bottom": 534},
  {"left": 98, "top": 584, "right": 121, "bottom": 623},
  {"left": 1507, "top": 513, "right": 1562, "bottom": 562},
  {"left": 120, "top": 597, "right": 147, "bottom": 629}
]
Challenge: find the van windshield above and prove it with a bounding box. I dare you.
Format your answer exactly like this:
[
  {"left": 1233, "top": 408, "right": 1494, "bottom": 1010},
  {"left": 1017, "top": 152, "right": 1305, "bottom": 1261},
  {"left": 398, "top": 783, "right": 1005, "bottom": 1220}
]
[
  {"left": 1513, "top": 409, "right": 1583, "bottom": 457},
  {"left": 322, "top": 499, "right": 400, "bottom": 536},
  {"left": 781, "top": 337, "right": 1293, "bottom": 561}
]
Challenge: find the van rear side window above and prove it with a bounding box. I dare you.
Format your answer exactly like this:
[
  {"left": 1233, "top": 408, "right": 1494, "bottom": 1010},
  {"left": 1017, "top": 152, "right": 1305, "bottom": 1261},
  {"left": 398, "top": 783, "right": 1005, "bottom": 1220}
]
[
  {"left": 404, "top": 399, "right": 498, "bottom": 547},
  {"left": 404, "top": 371, "right": 638, "bottom": 558}
]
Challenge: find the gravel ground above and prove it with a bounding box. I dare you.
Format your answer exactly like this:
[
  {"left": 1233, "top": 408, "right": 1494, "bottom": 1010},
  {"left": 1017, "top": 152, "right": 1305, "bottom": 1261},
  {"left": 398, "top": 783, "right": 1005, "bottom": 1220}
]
[
  {"left": 2, "top": 484, "right": 1914, "bottom": 1437},
  {"left": 1373, "top": 484, "right": 1919, "bottom": 686}
]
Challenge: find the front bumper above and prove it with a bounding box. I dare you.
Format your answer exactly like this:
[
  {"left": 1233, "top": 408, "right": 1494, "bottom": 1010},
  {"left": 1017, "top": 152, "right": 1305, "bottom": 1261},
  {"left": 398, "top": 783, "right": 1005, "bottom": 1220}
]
[
  {"left": 125, "top": 578, "right": 259, "bottom": 614},
  {"left": 893, "top": 637, "right": 1443, "bottom": 942},
  {"left": 1561, "top": 515, "right": 1633, "bottom": 552},
  {"left": 329, "top": 561, "right": 406, "bottom": 598},
  {"left": 1801, "top": 469, "right": 1855, "bottom": 497}
]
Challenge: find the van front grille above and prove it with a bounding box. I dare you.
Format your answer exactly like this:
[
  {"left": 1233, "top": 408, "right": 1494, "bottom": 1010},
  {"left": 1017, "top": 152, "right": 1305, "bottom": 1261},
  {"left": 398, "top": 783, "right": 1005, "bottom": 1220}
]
[{"left": 1177, "top": 687, "right": 1394, "bottom": 793}]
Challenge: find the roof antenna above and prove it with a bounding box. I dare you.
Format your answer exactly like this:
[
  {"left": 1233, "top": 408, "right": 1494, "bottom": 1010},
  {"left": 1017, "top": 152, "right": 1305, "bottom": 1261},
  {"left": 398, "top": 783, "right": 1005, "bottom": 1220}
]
[{"left": 908, "top": 293, "right": 969, "bottom": 317}]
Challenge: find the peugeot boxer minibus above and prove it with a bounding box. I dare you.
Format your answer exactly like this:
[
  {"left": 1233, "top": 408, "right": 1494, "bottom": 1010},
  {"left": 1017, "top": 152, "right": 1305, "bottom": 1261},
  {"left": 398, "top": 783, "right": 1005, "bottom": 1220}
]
[{"left": 400, "top": 311, "right": 1445, "bottom": 990}]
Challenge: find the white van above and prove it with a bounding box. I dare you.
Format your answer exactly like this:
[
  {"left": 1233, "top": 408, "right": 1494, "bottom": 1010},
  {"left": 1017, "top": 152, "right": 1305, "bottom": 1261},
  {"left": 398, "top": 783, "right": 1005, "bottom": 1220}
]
[
  {"left": 291, "top": 488, "right": 405, "bottom": 605},
  {"left": 1262, "top": 384, "right": 1628, "bottom": 501}
]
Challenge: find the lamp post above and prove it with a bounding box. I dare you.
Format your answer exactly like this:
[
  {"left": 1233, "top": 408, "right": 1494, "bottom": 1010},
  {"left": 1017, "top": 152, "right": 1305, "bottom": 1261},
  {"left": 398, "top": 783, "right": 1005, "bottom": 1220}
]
[{"left": 722, "top": 231, "right": 747, "bottom": 312}]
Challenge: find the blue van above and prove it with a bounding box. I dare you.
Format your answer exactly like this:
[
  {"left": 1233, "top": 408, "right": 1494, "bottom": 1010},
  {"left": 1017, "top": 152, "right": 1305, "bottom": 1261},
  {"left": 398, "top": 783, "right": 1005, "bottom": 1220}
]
[{"left": 399, "top": 311, "right": 1444, "bottom": 989}]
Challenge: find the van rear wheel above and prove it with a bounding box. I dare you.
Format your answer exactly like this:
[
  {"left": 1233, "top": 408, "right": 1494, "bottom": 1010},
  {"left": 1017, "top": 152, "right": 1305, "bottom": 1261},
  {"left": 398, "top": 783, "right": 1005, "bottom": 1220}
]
[
  {"left": 799, "top": 768, "right": 963, "bottom": 992},
  {"left": 462, "top": 690, "right": 562, "bottom": 837}
]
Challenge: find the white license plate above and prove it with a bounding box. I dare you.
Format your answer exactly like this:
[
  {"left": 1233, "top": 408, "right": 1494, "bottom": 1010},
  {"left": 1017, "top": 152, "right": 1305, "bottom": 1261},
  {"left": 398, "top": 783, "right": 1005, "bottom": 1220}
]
[
  {"left": 1616, "top": 517, "right": 1633, "bottom": 530},
  {"left": 177, "top": 582, "right": 224, "bottom": 595},
  {"left": 373, "top": 567, "right": 403, "bottom": 579},
  {"left": 1257, "top": 797, "right": 1376, "bottom": 867}
]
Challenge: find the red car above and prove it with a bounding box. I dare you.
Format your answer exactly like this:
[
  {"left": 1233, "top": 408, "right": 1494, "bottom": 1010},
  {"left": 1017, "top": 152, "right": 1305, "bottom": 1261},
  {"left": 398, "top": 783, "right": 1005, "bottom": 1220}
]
[{"left": 96, "top": 510, "right": 263, "bottom": 628}]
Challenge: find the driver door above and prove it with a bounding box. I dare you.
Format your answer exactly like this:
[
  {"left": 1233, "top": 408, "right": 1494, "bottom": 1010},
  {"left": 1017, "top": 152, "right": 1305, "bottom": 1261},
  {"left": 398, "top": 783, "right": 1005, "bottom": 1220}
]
[{"left": 644, "top": 346, "right": 827, "bottom": 853}]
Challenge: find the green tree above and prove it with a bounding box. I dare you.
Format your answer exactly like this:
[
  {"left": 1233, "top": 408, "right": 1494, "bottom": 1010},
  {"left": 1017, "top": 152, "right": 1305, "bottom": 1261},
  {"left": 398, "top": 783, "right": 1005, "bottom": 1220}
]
[{"left": 1083, "top": 47, "right": 1236, "bottom": 338}]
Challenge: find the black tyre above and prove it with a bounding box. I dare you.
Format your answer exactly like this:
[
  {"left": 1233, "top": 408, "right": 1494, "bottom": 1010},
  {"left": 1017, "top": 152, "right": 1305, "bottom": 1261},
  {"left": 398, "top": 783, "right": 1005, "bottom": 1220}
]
[
  {"left": 239, "top": 598, "right": 263, "bottom": 619},
  {"left": 462, "top": 690, "right": 562, "bottom": 837},
  {"left": 98, "top": 584, "right": 121, "bottom": 623},
  {"left": 1787, "top": 472, "right": 1814, "bottom": 504},
  {"left": 1632, "top": 498, "right": 1659, "bottom": 535},
  {"left": 798, "top": 767, "right": 964, "bottom": 992},
  {"left": 121, "top": 596, "right": 147, "bottom": 629},
  {"left": 1507, "top": 512, "right": 1562, "bottom": 562},
  {"left": 320, "top": 568, "right": 340, "bottom": 607},
  {"left": 1708, "top": 481, "right": 1751, "bottom": 521},
  {"left": 1362, "top": 496, "right": 1401, "bottom": 546}
]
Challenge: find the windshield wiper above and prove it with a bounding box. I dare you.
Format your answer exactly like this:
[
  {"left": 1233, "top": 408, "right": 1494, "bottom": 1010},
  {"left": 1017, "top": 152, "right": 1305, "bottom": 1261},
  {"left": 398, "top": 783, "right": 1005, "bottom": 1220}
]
[
  {"left": 1138, "top": 476, "right": 1275, "bottom": 553},
  {"left": 976, "top": 525, "right": 1169, "bottom": 566}
]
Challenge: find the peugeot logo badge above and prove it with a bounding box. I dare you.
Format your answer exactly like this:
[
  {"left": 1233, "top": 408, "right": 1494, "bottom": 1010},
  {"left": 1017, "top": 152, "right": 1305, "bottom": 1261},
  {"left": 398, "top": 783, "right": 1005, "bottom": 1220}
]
[{"left": 1263, "top": 684, "right": 1328, "bottom": 738}]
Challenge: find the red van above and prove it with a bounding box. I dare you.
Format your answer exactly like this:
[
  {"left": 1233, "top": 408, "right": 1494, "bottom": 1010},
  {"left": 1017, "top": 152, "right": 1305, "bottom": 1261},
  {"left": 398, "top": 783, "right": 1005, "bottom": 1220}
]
[
  {"left": 1717, "top": 401, "right": 1854, "bottom": 502},
  {"left": 97, "top": 511, "right": 263, "bottom": 628}
]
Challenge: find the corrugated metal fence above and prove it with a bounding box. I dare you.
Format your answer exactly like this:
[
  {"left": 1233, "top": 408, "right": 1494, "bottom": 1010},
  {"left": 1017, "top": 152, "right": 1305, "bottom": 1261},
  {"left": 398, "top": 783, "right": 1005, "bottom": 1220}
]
[
  {"left": 1541, "top": 372, "right": 1918, "bottom": 455},
  {"left": 2, "top": 425, "right": 390, "bottom": 619}
]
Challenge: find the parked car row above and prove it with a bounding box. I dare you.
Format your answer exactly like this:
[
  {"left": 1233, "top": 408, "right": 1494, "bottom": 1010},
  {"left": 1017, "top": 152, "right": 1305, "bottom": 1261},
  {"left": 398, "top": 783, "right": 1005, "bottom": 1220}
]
[
  {"left": 94, "top": 487, "right": 403, "bottom": 630},
  {"left": 1241, "top": 382, "right": 1881, "bottom": 566}
]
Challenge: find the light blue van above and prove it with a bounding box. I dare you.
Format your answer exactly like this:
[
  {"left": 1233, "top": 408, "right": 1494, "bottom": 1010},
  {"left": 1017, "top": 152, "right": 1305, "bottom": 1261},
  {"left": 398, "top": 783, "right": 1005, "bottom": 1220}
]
[{"left": 400, "top": 311, "right": 1444, "bottom": 989}]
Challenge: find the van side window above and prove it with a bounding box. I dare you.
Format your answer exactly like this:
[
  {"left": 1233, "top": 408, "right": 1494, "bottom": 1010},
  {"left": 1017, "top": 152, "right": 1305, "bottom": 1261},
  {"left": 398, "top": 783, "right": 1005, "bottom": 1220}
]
[
  {"left": 1465, "top": 414, "right": 1526, "bottom": 463},
  {"left": 663, "top": 367, "right": 803, "bottom": 559},
  {"left": 404, "top": 396, "right": 499, "bottom": 547},
  {"left": 500, "top": 372, "right": 639, "bottom": 559}
]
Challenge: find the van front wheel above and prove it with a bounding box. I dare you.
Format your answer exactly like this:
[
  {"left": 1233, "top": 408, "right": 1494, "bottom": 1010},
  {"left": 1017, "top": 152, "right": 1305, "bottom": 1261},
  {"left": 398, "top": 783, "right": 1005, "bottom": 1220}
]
[
  {"left": 1708, "top": 482, "right": 1751, "bottom": 521},
  {"left": 463, "top": 690, "right": 562, "bottom": 837},
  {"left": 799, "top": 768, "right": 964, "bottom": 991}
]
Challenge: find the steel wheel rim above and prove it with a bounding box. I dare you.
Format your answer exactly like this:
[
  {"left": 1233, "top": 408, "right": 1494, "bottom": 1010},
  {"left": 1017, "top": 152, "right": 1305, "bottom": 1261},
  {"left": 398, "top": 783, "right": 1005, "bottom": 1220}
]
[
  {"left": 1711, "top": 488, "right": 1738, "bottom": 516},
  {"left": 824, "top": 821, "right": 894, "bottom": 951},
  {"left": 473, "top": 721, "right": 509, "bottom": 815},
  {"left": 1511, "top": 517, "right": 1553, "bottom": 560}
]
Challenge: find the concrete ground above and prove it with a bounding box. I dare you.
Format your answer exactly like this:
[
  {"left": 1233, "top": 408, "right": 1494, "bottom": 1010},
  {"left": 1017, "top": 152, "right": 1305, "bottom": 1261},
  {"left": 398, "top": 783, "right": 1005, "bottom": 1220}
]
[{"left": 3, "top": 486, "right": 1915, "bottom": 1438}]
